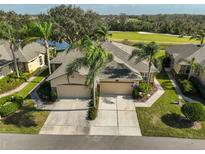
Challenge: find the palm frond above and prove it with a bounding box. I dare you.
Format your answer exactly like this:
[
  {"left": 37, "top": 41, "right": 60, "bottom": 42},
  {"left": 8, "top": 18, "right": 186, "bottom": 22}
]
[{"left": 66, "top": 57, "right": 87, "bottom": 78}]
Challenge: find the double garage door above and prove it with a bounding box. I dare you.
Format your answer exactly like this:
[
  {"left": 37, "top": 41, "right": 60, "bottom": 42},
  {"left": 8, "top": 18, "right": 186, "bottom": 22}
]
[
  {"left": 57, "top": 82, "right": 133, "bottom": 98},
  {"left": 57, "top": 84, "right": 91, "bottom": 98},
  {"left": 100, "top": 82, "right": 133, "bottom": 95}
]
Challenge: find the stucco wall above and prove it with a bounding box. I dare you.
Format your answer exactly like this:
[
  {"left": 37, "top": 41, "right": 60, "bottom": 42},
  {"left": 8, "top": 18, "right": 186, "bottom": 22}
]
[
  {"left": 199, "top": 72, "right": 205, "bottom": 86},
  {"left": 26, "top": 54, "right": 45, "bottom": 73},
  {"left": 50, "top": 73, "right": 86, "bottom": 87},
  {"left": 0, "top": 63, "right": 13, "bottom": 78},
  {"left": 173, "top": 63, "right": 181, "bottom": 74}
]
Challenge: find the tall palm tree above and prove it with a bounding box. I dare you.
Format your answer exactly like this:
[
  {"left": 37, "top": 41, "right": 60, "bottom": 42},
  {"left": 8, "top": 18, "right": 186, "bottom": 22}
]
[
  {"left": 67, "top": 36, "right": 113, "bottom": 106},
  {"left": 0, "top": 22, "right": 27, "bottom": 78},
  {"left": 129, "top": 41, "right": 160, "bottom": 83},
  {"left": 24, "top": 21, "right": 53, "bottom": 75},
  {"left": 179, "top": 57, "right": 205, "bottom": 80},
  {"left": 190, "top": 30, "right": 205, "bottom": 44}
]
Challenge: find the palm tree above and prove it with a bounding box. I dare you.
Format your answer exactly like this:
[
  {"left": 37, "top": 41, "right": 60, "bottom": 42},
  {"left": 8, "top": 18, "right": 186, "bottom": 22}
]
[
  {"left": 190, "top": 30, "right": 205, "bottom": 44},
  {"left": 129, "top": 41, "right": 160, "bottom": 83},
  {"left": 24, "top": 21, "right": 54, "bottom": 75},
  {"left": 0, "top": 22, "right": 27, "bottom": 78},
  {"left": 179, "top": 57, "right": 205, "bottom": 80},
  {"left": 67, "top": 36, "right": 113, "bottom": 106},
  {"left": 94, "top": 26, "right": 112, "bottom": 42}
]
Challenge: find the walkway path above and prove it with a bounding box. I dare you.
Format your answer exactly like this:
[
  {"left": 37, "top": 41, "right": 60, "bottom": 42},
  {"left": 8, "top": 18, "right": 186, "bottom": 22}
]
[
  {"left": 0, "top": 67, "right": 47, "bottom": 98},
  {"left": 165, "top": 68, "right": 198, "bottom": 103}
]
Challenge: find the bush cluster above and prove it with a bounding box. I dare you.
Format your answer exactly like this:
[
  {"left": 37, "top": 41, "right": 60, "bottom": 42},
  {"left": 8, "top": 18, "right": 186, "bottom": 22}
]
[
  {"left": 138, "top": 82, "right": 152, "bottom": 95},
  {"left": 181, "top": 102, "right": 205, "bottom": 122},
  {"left": 88, "top": 106, "right": 97, "bottom": 120},
  {"left": 0, "top": 95, "right": 23, "bottom": 117},
  {"left": 132, "top": 82, "right": 153, "bottom": 99},
  {"left": 179, "top": 79, "right": 196, "bottom": 94}
]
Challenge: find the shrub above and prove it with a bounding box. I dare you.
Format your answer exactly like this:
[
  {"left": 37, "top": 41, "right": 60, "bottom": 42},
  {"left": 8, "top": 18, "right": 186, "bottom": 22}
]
[
  {"left": 88, "top": 106, "right": 97, "bottom": 120},
  {"left": 50, "top": 90, "right": 57, "bottom": 102},
  {"left": 139, "top": 82, "right": 152, "bottom": 94},
  {"left": 132, "top": 88, "right": 139, "bottom": 99},
  {"left": 0, "top": 95, "right": 23, "bottom": 117},
  {"left": 181, "top": 102, "right": 205, "bottom": 122},
  {"left": 180, "top": 79, "right": 196, "bottom": 94}
]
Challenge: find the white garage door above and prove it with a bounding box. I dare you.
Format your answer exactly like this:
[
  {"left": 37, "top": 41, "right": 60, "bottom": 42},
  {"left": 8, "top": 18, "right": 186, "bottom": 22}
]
[
  {"left": 100, "top": 82, "right": 133, "bottom": 95},
  {"left": 57, "top": 84, "right": 91, "bottom": 98}
]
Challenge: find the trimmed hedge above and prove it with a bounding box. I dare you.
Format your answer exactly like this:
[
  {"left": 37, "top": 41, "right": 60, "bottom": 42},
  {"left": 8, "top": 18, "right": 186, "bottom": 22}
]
[
  {"left": 181, "top": 102, "right": 205, "bottom": 122},
  {"left": 0, "top": 95, "right": 23, "bottom": 117},
  {"left": 88, "top": 106, "right": 97, "bottom": 120}
]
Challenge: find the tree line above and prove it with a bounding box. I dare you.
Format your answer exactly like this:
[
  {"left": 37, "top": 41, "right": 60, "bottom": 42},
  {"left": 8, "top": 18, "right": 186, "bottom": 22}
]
[{"left": 103, "top": 14, "right": 205, "bottom": 36}]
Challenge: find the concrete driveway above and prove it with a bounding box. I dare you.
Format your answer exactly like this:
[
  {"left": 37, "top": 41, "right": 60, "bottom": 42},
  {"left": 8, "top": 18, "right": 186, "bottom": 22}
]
[
  {"left": 40, "top": 99, "right": 90, "bottom": 135},
  {"left": 90, "top": 95, "right": 142, "bottom": 136}
]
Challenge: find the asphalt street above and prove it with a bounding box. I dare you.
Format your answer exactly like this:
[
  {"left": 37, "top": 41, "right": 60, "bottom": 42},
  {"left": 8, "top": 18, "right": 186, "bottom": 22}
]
[{"left": 0, "top": 134, "right": 205, "bottom": 150}]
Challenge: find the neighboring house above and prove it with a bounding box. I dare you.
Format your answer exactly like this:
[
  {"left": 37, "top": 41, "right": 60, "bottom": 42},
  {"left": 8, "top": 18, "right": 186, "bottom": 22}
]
[
  {"left": 0, "top": 40, "right": 46, "bottom": 78},
  {"left": 0, "top": 41, "right": 14, "bottom": 78},
  {"left": 47, "top": 41, "right": 157, "bottom": 98},
  {"left": 166, "top": 44, "right": 205, "bottom": 85}
]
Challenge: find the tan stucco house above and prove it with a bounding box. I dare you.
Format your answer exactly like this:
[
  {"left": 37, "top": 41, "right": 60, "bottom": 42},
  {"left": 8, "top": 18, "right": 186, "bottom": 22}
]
[
  {"left": 166, "top": 44, "right": 205, "bottom": 85},
  {"left": 47, "top": 41, "right": 157, "bottom": 99},
  {"left": 0, "top": 40, "right": 46, "bottom": 78}
]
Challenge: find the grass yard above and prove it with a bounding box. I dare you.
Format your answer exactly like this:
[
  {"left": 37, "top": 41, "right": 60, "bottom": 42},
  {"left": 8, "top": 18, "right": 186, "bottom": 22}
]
[
  {"left": 0, "top": 99, "right": 49, "bottom": 134},
  {"left": 0, "top": 69, "right": 49, "bottom": 134},
  {"left": 136, "top": 71, "right": 205, "bottom": 139},
  {"left": 109, "top": 31, "right": 198, "bottom": 45}
]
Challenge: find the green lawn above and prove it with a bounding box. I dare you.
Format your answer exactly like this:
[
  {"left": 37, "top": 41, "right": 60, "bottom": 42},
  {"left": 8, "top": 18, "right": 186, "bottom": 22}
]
[
  {"left": 136, "top": 71, "right": 205, "bottom": 139},
  {"left": 110, "top": 31, "right": 199, "bottom": 44},
  {"left": 0, "top": 99, "right": 49, "bottom": 134},
  {"left": 0, "top": 69, "right": 49, "bottom": 134}
]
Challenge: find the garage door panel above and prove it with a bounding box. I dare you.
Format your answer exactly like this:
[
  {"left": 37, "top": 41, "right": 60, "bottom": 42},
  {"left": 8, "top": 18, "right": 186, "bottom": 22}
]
[
  {"left": 100, "top": 82, "right": 133, "bottom": 95},
  {"left": 57, "top": 85, "right": 91, "bottom": 98}
]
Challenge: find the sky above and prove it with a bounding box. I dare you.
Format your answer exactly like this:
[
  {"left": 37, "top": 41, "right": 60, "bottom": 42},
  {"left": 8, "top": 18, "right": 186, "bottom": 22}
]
[{"left": 1, "top": 4, "right": 205, "bottom": 15}]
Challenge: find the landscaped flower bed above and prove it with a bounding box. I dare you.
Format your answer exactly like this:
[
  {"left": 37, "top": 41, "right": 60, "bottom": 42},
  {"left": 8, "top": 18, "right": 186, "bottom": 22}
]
[
  {"left": 0, "top": 68, "right": 41, "bottom": 94},
  {"left": 132, "top": 82, "right": 157, "bottom": 102}
]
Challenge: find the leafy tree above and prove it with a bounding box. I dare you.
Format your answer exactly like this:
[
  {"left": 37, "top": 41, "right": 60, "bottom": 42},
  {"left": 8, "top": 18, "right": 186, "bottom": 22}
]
[
  {"left": 66, "top": 36, "right": 113, "bottom": 106},
  {"left": 45, "top": 5, "right": 104, "bottom": 44},
  {"left": 190, "top": 30, "right": 205, "bottom": 44},
  {"left": 0, "top": 22, "right": 28, "bottom": 78},
  {"left": 181, "top": 102, "right": 205, "bottom": 122},
  {"left": 129, "top": 42, "right": 160, "bottom": 83},
  {"left": 24, "top": 21, "right": 54, "bottom": 75},
  {"left": 179, "top": 57, "right": 205, "bottom": 80}
]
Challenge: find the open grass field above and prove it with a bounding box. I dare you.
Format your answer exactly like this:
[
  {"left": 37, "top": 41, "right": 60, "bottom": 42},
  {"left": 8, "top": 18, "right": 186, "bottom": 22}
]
[
  {"left": 109, "top": 31, "right": 199, "bottom": 44},
  {"left": 136, "top": 71, "right": 205, "bottom": 139}
]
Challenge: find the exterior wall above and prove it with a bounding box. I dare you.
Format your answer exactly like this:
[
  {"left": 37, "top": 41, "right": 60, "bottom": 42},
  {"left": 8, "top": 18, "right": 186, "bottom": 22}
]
[
  {"left": 199, "top": 72, "right": 205, "bottom": 86},
  {"left": 0, "top": 63, "right": 13, "bottom": 78},
  {"left": 50, "top": 73, "right": 86, "bottom": 88},
  {"left": 173, "top": 63, "right": 181, "bottom": 74},
  {"left": 51, "top": 63, "right": 61, "bottom": 73},
  {"left": 25, "top": 54, "right": 45, "bottom": 73}
]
